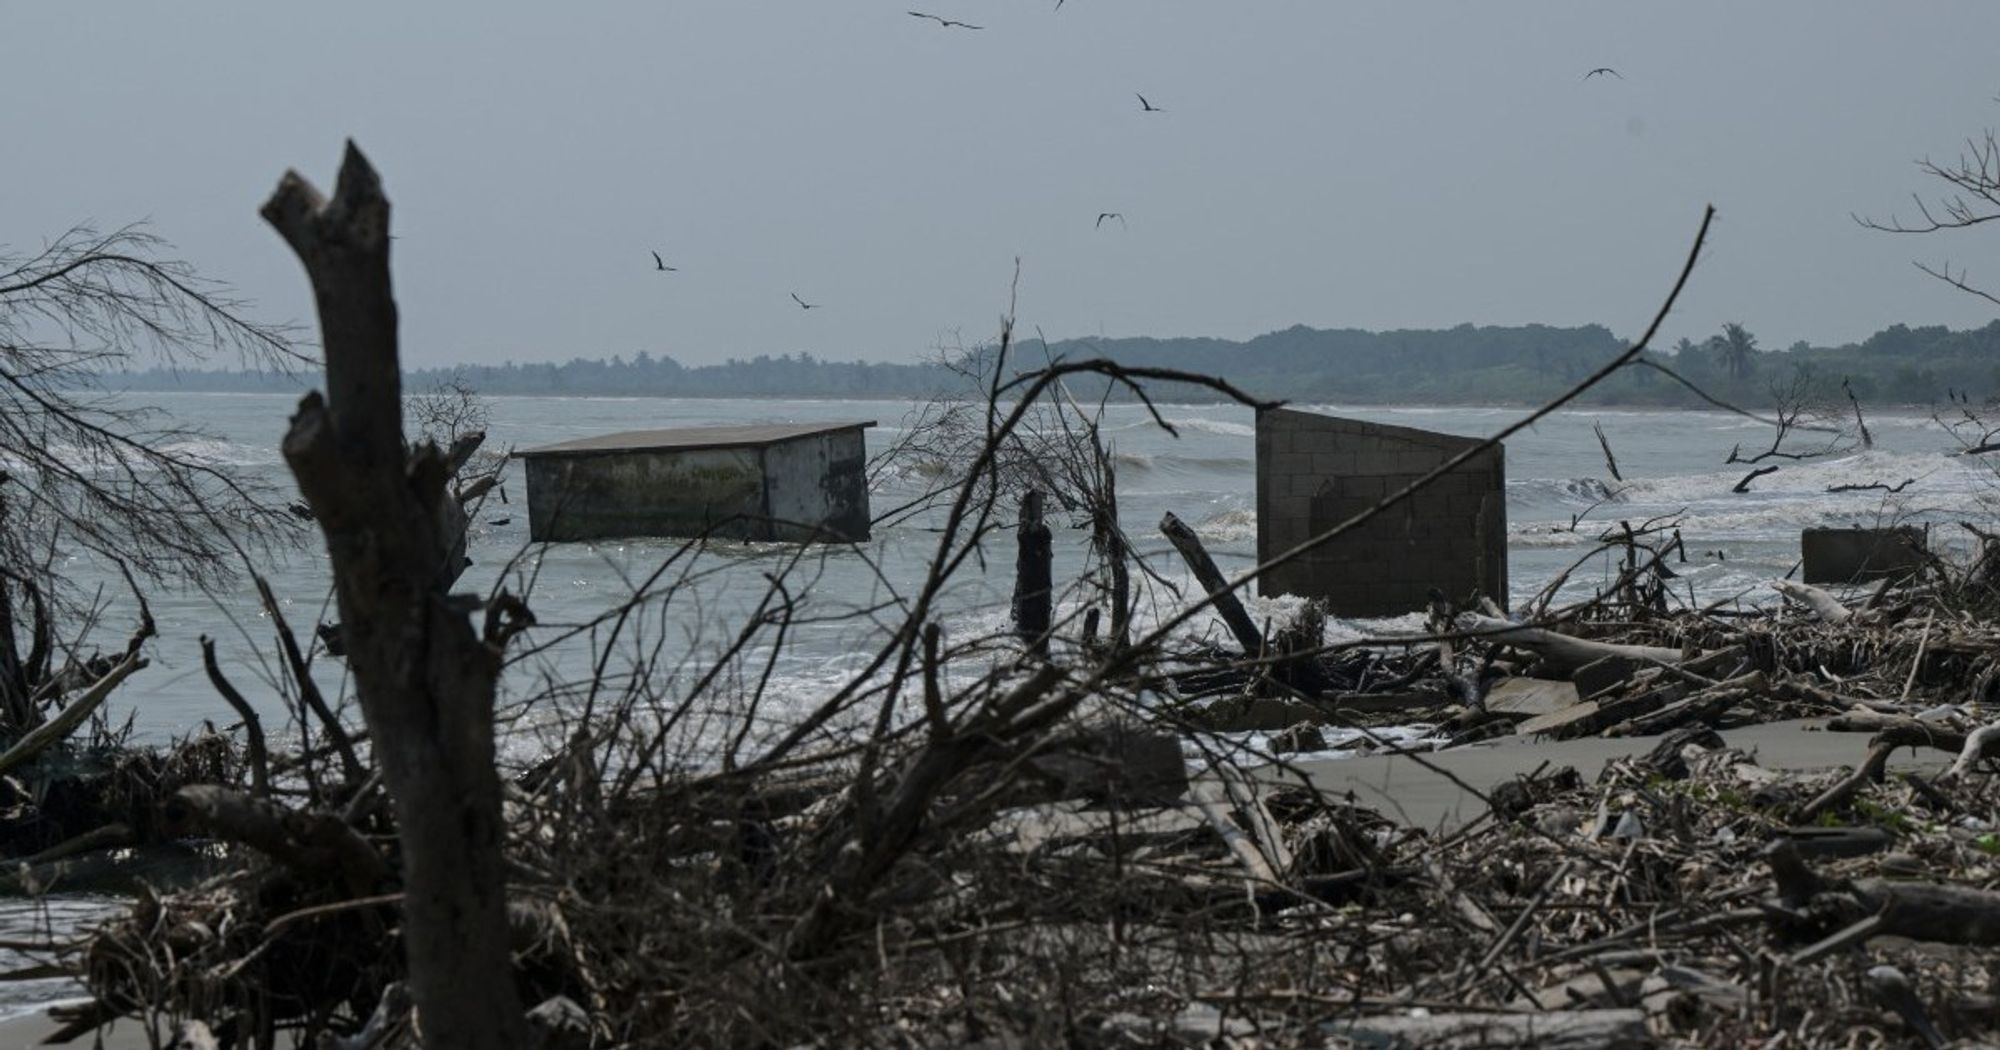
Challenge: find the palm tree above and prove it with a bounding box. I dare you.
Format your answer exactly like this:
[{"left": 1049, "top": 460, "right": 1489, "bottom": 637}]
[{"left": 1719, "top": 322, "right": 1758, "bottom": 380}]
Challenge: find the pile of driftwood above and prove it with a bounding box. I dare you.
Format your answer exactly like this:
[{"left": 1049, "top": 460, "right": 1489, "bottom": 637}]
[
  {"left": 14, "top": 510, "right": 1995, "bottom": 1048},
  {"left": 1145, "top": 502, "right": 2000, "bottom": 768}
]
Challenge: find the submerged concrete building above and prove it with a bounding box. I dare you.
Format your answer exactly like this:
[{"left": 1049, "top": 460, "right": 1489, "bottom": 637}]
[
  {"left": 1255, "top": 408, "right": 1505, "bottom": 616},
  {"left": 520, "top": 421, "right": 874, "bottom": 543}
]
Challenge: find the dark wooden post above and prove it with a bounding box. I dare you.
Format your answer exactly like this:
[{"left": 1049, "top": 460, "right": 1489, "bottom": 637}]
[
  {"left": 262, "top": 142, "right": 528, "bottom": 1049},
  {"left": 1160, "top": 511, "right": 1265, "bottom": 657},
  {"left": 1013, "top": 489, "right": 1053, "bottom": 653}
]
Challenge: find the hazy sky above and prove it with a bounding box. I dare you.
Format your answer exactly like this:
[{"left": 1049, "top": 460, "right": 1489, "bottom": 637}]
[{"left": 7, "top": 2, "right": 2000, "bottom": 368}]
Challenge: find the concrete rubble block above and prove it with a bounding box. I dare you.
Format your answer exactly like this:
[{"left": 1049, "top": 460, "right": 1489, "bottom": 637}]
[{"left": 1801, "top": 526, "right": 1927, "bottom": 584}]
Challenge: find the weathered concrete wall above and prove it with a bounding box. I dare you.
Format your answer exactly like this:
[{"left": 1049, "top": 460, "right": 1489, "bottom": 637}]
[
  {"left": 1256, "top": 408, "right": 1505, "bottom": 616},
  {"left": 761, "top": 430, "right": 872, "bottom": 542},
  {"left": 525, "top": 446, "right": 765, "bottom": 542},
  {"left": 1801, "top": 526, "right": 1927, "bottom": 584}
]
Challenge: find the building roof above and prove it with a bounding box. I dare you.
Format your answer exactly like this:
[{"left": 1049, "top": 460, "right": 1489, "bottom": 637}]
[{"left": 518, "top": 420, "right": 875, "bottom": 458}]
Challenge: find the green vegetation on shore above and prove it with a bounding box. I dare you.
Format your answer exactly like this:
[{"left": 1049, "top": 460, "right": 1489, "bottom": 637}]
[{"left": 105, "top": 318, "right": 2000, "bottom": 406}]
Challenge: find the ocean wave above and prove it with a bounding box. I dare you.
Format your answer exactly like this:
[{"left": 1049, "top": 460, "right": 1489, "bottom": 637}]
[
  {"left": 1167, "top": 417, "right": 1256, "bottom": 438},
  {"left": 1111, "top": 451, "right": 1256, "bottom": 475},
  {"left": 1612, "top": 449, "right": 1980, "bottom": 504},
  {"left": 1195, "top": 507, "right": 1257, "bottom": 543},
  {"left": 1509, "top": 476, "right": 1625, "bottom": 506}
]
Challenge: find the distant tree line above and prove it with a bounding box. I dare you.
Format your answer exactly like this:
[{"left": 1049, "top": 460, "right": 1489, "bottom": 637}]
[{"left": 102, "top": 319, "right": 2000, "bottom": 406}]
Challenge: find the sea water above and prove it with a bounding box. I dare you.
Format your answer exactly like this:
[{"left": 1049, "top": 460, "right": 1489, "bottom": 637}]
[{"left": 44, "top": 393, "right": 1992, "bottom": 742}]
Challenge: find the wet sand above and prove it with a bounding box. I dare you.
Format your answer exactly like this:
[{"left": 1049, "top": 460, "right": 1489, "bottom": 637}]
[
  {"left": 1288, "top": 716, "right": 1940, "bottom": 831},
  {"left": 0, "top": 1009, "right": 149, "bottom": 1048}
]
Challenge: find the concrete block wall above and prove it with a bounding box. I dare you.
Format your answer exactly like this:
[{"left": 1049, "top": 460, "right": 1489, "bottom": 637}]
[
  {"left": 1255, "top": 408, "right": 1506, "bottom": 616},
  {"left": 523, "top": 429, "right": 872, "bottom": 543}
]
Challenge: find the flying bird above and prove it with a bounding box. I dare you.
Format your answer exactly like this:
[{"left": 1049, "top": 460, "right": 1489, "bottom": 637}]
[
  {"left": 909, "top": 11, "right": 982, "bottom": 29},
  {"left": 1136, "top": 93, "right": 1164, "bottom": 113},
  {"left": 1096, "top": 212, "right": 1125, "bottom": 229},
  {"left": 651, "top": 251, "right": 677, "bottom": 272},
  {"left": 791, "top": 293, "right": 818, "bottom": 310},
  {"left": 1583, "top": 67, "right": 1623, "bottom": 80}
]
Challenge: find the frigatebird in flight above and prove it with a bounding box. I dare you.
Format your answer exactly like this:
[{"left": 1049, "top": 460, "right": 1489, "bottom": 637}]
[
  {"left": 1096, "top": 212, "right": 1125, "bottom": 229},
  {"left": 651, "top": 251, "right": 677, "bottom": 272},
  {"left": 909, "top": 11, "right": 982, "bottom": 29},
  {"left": 1136, "top": 93, "right": 1164, "bottom": 113},
  {"left": 791, "top": 293, "right": 819, "bottom": 310},
  {"left": 1583, "top": 67, "right": 1623, "bottom": 80}
]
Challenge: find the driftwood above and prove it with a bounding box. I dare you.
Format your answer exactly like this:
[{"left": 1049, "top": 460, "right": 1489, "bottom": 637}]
[
  {"left": 263, "top": 142, "right": 528, "bottom": 1048},
  {"left": 1455, "top": 613, "right": 1684, "bottom": 674},
  {"left": 0, "top": 645, "right": 147, "bottom": 779},
  {"left": 1770, "top": 579, "right": 1856, "bottom": 623},
  {"left": 1160, "top": 511, "right": 1264, "bottom": 657},
  {"left": 1601, "top": 671, "right": 1767, "bottom": 737},
  {"left": 1732, "top": 465, "right": 1780, "bottom": 492},
  {"left": 1942, "top": 720, "right": 2000, "bottom": 781},
  {"left": 166, "top": 785, "right": 388, "bottom": 896},
  {"left": 1799, "top": 719, "right": 1971, "bottom": 822},
  {"left": 1769, "top": 840, "right": 2000, "bottom": 948},
  {"left": 1325, "top": 1008, "right": 1646, "bottom": 1048}
]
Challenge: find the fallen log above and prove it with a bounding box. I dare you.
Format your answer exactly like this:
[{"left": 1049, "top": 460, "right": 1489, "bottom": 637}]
[
  {"left": 1770, "top": 579, "right": 1854, "bottom": 624},
  {"left": 1323, "top": 1008, "right": 1646, "bottom": 1049},
  {"left": 1455, "top": 613, "right": 1685, "bottom": 675},
  {"left": 165, "top": 785, "right": 389, "bottom": 896},
  {"left": 1768, "top": 841, "right": 2000, "bottom": 948},
  {"left": 1601, "top": 670, "right": 1767, "bottom": 737}
]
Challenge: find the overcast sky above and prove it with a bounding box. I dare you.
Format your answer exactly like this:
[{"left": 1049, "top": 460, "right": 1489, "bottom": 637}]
[{"left": 7, "top": 2, "right": 2000, "bottom": 368}]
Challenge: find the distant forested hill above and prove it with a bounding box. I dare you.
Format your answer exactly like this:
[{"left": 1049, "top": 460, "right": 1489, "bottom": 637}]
[{"left": 104, "top": 319, "right": 2000, "bottom": 407}]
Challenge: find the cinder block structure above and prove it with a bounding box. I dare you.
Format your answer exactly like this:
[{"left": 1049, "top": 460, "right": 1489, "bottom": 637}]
[
  {"left": 519, "top": 421, "right": 873, "bottom": 543},
  {"left": 1800, "top": 526, "right": 1927, "bottom": 584},
  {"left": 1255, "top": 409, "right": 1505, "bottom": 616}
]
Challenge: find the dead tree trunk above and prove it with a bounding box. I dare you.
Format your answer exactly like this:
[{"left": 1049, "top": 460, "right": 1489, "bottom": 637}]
[
  {"left": 261, "top": 142, "right": 528, "bottom": 1049},
  {"left": 1160, "top": 511, "right": 1265, "bottom": 657},
  {"left": 1013, "top": 489, "right": 1052, "bottom": 653}
]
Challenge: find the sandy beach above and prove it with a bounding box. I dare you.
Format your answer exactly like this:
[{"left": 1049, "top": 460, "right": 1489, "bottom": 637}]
[
  {"left": 0, "top": 1009, "right": 149, "bottom": 1048},
  {"left": 1289, "top": 716, "right": 1942, "bottom": 831}
]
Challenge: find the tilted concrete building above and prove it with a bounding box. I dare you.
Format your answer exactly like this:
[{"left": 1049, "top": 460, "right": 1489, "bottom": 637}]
[
  {"left": 1256, "top": 408, "right": 1505, "bottom": 616},
  {"left": 519, "top": 421, "right": 873, "bottom": 543}
]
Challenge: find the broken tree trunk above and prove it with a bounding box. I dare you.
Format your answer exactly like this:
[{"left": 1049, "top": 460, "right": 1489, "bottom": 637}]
[
  {"left": 262, "top": 142, "right": 528, "bottom": 1048},
  {"left": 1012, "top": 489, "right": 1052, "bottom": 654},
  {"left": 1160, "top": 511, "right": 1264, "bottom": 657}
]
